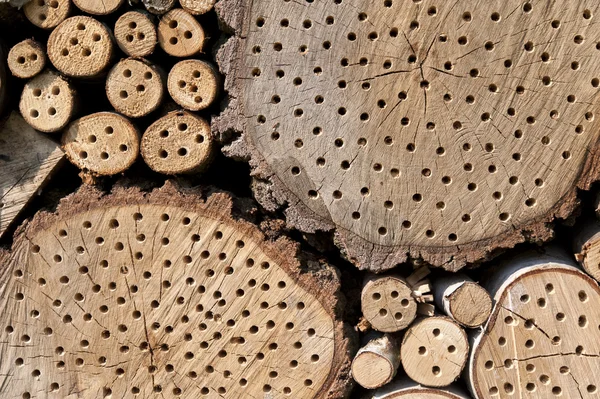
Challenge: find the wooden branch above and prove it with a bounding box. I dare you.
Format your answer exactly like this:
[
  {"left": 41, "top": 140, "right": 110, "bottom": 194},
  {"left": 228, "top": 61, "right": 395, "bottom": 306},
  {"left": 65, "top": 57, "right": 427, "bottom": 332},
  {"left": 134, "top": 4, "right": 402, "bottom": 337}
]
[
  {"left": 367, "top": 377, "right": 471, "bottom": 399},
  {"left": 467, "top": 248, "right": 600, "bottom": 398},
  {"left": 0, "top": 182, "right": 355, "bottom": 398},
  {"left": 157, "top": 9, "right": 205, "bottom": 57},
  {"left": 361, "top": 274, "right": 417, "bottom": 332},
  {"left": 167, "top": 59, "right": 220, "bottom": 111},
  {"left": 351, "top": 333, "right": 400, "bottom": 389},
  {"left": 141, "top": 110, "right": 213, "bottom": 175},
  {"left": 7, "top": 39, "right": 46, "bottom": 79},
  {"left": 433, "top": 274, "right": 492, "bottom": 328},
  {"left": 114, "top": 11, "right": 157, "bottom": 57},
  {"left": 400, "top": 316, "right": 468, "bottom": 387},
  {"left": 141, "top": 0, "right": 175, "bottom": 14},
  {"left": 573, "top": 217, "right": 600, "bottom": 281},
  {"left": 23, "top": 0, "right": 70, "bottom": 29},
  {"left": 180, "top": 0, "right": 215, "bottom": 15},
  {"left": 73, "top": 0, "right": 124, "bottom": 15}
]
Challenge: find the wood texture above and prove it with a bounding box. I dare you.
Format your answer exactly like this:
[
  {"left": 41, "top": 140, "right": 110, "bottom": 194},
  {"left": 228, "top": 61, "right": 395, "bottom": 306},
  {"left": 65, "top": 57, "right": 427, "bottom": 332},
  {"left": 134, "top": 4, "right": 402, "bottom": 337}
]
[
  {"left": 7, "top": 39, "right": 46, "bottom": 79},
  {"left": 361, "top": 274, "right": 416, "bottom": 333},
  {"left": 73, "top": 0, "right": 124, "bottom": 15},
  {"left": 167, "top": 59, "right": 220, "bottom": 111},
  {"left": 0, "top": 111, "right": 64, "bottom": 239},
  {"left": 573, "top": 217, "right": 600, "bottom": 281},
  {"left": 114, "top": 11, "right": 157, "bottom": 57},
  {"left": 23, "top": 0, "right": 70, "bottom": 29},
  {"left": 433, "top": 274, "right": 492, "bottom": 328},
  {"left": 367, "top": 378, "right": 471, "bottom": 399},
  {"left": 142, "top": 0, "right": 176, "bottom": 15},
  {"left": 180, "top": 0, "right": 215, "bottom": 15},
  {"left": 213, "top": 0, "right": 600, "bottom": 272},
  {"left": 158, "top": 8, "right": 205, "bottom": 57},
  {"left": 351, "top": 333, "right": 400, "bottom": 389},
  {"left": 0, "top": 182, "right": 355, "bottom": 398}
]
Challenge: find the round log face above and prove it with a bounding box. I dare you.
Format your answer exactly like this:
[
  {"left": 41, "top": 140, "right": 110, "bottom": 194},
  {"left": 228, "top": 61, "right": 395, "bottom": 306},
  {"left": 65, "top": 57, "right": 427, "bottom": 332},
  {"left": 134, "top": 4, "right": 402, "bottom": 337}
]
[
  {"left": 7, "top": 40, "right": 46, "bottom": 79},
  {"left": 73, "top": 0, "right": 124, "bottom": 15},
  {"left": 217, "top": 0, "right": 600, "bottom": 270},
  {"left": 114, "top": 11, "right": 157, "bottom": 57},
  {"left": 180, "top": 0, "right": 215, "bottom": 15},
  {"left": 158, "top": 9, "right": 205, "bottom": 57},
  {"left": 168, "top": 60, "right": 219, "bottom": 111},
  {"left": 23, "top": 0, "right": 70, "bottom": 29},
  {"left": 361, "top": 277, "right": 416, "bottom": 332}
]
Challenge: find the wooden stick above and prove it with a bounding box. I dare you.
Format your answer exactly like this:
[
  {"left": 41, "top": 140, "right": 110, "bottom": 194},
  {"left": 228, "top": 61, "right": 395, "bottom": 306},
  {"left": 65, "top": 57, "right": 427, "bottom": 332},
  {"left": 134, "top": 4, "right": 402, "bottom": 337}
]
[
  {"left": 573, "top": 217, "right": 600, "bottom": 281},
  {"left": 433, "top": 273, "right": 492, "bottom": 328},
  {"left": 47, "top": 16, "right": 114, "bottom": 78},
  {"left": 141, "top": 0, "right": 176, "bottom": 14},
  {"left": 19, "top": 70, "right": 77, "bottom": 133},
  {"left": 157, "top": 8, "right": 205, "bottom": 57},
  {"left": 106, "top": 58, "right": 165, "bottom": 118},
  {"left": 114, "top": 11, "right": 157, "bottom": 57},
  {"left": 361, "top": 274, "right": 417, "bottom": 332},
  {"left": 400, "top": 316, "right": 468, "bottom": 387},
  {"left": 367, "top": 377, "right": 471, "bottom": 399},
  {"left": 7, "top": 39, "right": 46, "bottom": 79},
  {"left": 23, "top": 0, "right": 70, "bottom": 29},
  {"left": 167, "top": 59, "right": 220, "bottom": 111},
  {"left": 141, "top": 110, "right": 213, "bottom": 175},
  {"left": 62, "top": 112, "right": 140, "bottom": 177},
  {"left": 180, "top": 0, "right": 215, "bottom": 15},
  {"left": 351, "top": 333, "right": 400, "bottom": 389},
  {"left": 72, "top": 0, "right": 124, "bottom": 15}
]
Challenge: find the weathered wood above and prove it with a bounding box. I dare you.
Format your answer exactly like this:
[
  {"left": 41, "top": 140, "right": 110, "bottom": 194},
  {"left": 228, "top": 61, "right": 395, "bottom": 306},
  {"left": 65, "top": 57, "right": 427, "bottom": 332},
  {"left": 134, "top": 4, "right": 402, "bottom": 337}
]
[
  {"left": 573, "top": 217, "right": 600, "bottom": 281},
  {"left": 73, "top": 0, "right": 124, "bottom": 15},
  {"left": 0, "top": 111, "right": 64, "bottom": 239},
  {"left": 400, "top": 316, "right": 468, "bottom": 387},
  {"left": 0, "top": 182, "right": 355, "bottom": 398},
  {"left": 213, "top": 0, "right": 600, "bottom": 272},
  {"left": 433, "top": 274, "right": 492, "bottom": 328},
  {"left": 180, "top": 0, "right": 215, "bottom": 15},
  {"left": 141, "top": 0, "right": 175, "bottom": 14},
  {"left": 157, "top": 8, "right": 205, "bottom": 57},
  {"left": 23, "top": 0, "right": 70, "bottom": 29},
  {"left": 7, "top": 39, "right": 46, "bottom": 79},
  {"left": 467, "top": 248, "right": 600, "bottom": 398},
  {"left": 114, "top": 11, "right": 157, "bottom": 57},
  {"left": 167, "top": 59, "right": 220, "bottom": 111},
  {"left": 367, "top": 378, "right": 471, "bottom": 399},
  {"left": 352, "top": 333, "right": 400, "bottom": 389},
  {"left": 361, "top": 274, "right": 417, "bottom": 333}
]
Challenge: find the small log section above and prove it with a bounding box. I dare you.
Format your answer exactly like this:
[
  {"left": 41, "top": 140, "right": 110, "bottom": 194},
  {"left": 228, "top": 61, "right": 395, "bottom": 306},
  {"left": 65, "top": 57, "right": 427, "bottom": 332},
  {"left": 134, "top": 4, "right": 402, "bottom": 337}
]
[
  {"left": 433, "top": 274, "right": 492, "bottom": 328},
  {"left": 7, "top": 39, "right": 46, "bottom": 79},
  {"left": 368, "top": 378, "right": 470, "bottom": 399},
  {"left": 214, "top": 0, "right": 600, "bottom": 272},
  {"left": 141, "top": 110, "right": 213, "bottom": 175},
  {"left": 62, "top": 112, "right": 140, "bottom": 177},
  {"left": 400, "top": 316, "right": 468, "bottom": 387},
  {"left": 573, "top": 217, "right": 600, "bottom": 282},
  {"left": 0, "top": 111, "right": 64, "bottom": 239},
  {"left": 467, "top": 249, "right": 600, "bottom": 399},
  {"left": 158, "top": 8, "right": 205, "bottom": 57},
  {"left": 19, "top": 70, "right": 77, "bottom": 133},
  {"left": 168, "top": 59, "right": 219, "bottom": 111},
  {"left": 23, "top": 0, "right": 70, "bottom": 29},
  {"left": 361, "top": 274, "right": 417, "bottom": 333},
  {"left": 142, "top": 0, "right": 176, "bottom": 14},
  {"left": 351, "top": 333, "right": 400, "bottom": 389},
  {"left": 114, "top": 11, "right": 157, "bottom": 57},
  {"left": 0, "top": 183, "right": 354, "bottom": 399},
  {"left": 180, "top": 0, "right": 215, "bottom": 15},
  {"left": 73, "top": 0, "right": 124, "bottom": 15},
  {"left": 47, "top": 16, "right": 114, "bottom": 78},
  {"left": 106, "top": 58, "right": 165, "bottom": 118}
]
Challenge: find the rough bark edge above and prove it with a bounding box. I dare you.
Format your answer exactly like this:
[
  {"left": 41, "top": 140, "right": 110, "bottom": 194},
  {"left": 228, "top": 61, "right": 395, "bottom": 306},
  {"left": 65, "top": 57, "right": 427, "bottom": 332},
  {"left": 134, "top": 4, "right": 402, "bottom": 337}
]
[
  {"left": 0, "top": 180, "right": 356, "bottom": 399},
  {"left": 212, "top": 0, "right": 600, "bottom": 272}
]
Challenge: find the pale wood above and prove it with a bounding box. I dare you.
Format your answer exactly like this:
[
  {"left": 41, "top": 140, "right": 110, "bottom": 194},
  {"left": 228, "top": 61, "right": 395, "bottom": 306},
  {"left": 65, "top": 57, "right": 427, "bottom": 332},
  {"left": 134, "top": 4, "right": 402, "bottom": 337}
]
[
  {"left": 368, "top": 378, "right": 471, "bottom": 399},
  {"left": 48, "top": 16, "right": 114, "bottom": 78},
  {"left": 167, "top": 59, "right": 220, "bottom": 111},
  {"left": 158, "top": 8, "right": 205, "bottom": 57},
  {"left": 142, "top": 0, "right": 176, "bottom": 14},
  {"left": 7, "top": 39, "right": 46, "bottom": 79},
  {"left": 106, "top": 58, "right": 165, "bottom": 118},
  {"left": 573, "top": 217, "right": 600, "bottom": 281},
  {"left": 433, "top": 274, "right": 492, "bottom": 328},
  {"left": 214, "top": 0, "right": 600, "bottom": 272},
  {"left": 19, "top": 69, "right": 77, "bottom": 133},
  {"left": 73, "top": 0, "right": 124, "bottom": 15},
  {"left": 467, "top": 248, "right": 600, "bottom": 398},
  {"left": 180, "top": 0, "right": 215, "bottom": 15},
  {"left": 141, "top": 110, "right": 213, "bottom": 175},
  {"left": 0, "top": 183, "right": 354, "bottom": 399},
  {"left": 23, "top": 0, "right": 70, "bottom": 29},
  {"left": 407, "top": 266, "right": 431, "bottom": 287},
  {"left": 351, "top": 333, "right": 400, "bottom": 389},
  {"left": 114, "top": 11, "right": 157, "bottom": 57},
  {"left": 361, "top": 274, "right": 417, "bottom": 333},
  {"left": 62, "top": 112, "right": 140, "bottom": 177},
  {"left": 400, "top": 316, "right": 468, "bottom": 387},
  {"left": 0, "top": 111, "right": 64, "bottom": 239}
]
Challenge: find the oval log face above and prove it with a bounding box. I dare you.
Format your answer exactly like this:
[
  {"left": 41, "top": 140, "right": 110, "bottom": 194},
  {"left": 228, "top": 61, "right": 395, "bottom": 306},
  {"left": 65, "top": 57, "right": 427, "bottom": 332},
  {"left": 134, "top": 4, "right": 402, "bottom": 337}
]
[{"left": 216, "top": 0, "right": 600, "bottom": 270}]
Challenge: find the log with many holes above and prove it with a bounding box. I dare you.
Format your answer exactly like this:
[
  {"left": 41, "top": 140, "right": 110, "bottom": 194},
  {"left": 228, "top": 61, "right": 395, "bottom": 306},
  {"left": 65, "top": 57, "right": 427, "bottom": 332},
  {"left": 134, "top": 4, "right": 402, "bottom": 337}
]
[{"left": 213, "top": 0, "right": 600, "bottom": 272}]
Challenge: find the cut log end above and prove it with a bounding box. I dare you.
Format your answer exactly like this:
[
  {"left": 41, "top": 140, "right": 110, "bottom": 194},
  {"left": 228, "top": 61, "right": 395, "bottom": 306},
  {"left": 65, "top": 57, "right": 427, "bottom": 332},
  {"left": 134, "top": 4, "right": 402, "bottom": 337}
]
[
  {"left": 167, "top": 59, "right": 219, "bottom": 111},
  {"left": 114, "top": 11, "right": 157, "bottom": 57},
  {"left": 47, "top": 16, "right": 114, "bottom": 78},
  {"left": 73, "top": 0, "right": 124, "bottom": 15},
  {"left": 19, "top": 70, "right": 76, "bottom": 133},
  {"left": 361, "top": 275, "right": 417, "bottom": 332},
  {"left": 106, "top": 58, "right": 165, "bottom": 118},
  {"left": 62, "top": 112, "right": 140, "bottom": 176},
  {"left": 158, "top": 9, "right": 205, "bottom": 57},
  {"left": 142, "top": 0, "right": 176, "bottom": 14},
  {"left": 23, "top": 0, "right": 70, "bottom": 29},
  {"left": 400, "top": 317, "right": 468, "bottom": 387},
  {"left": 352, "top": 333, "right": 400, "bottom": 389},
  {"left": 141, "top": 110, "right": 213, "bottom": 175},
  {"left": 7, "top": 40, "right": 46, "bottom": 79},
  {"left": 180, "top": 0, "right": 216, "bottom": 15},
  {"left": 448, "top": 282, "right": 492, "bottom": 328}
]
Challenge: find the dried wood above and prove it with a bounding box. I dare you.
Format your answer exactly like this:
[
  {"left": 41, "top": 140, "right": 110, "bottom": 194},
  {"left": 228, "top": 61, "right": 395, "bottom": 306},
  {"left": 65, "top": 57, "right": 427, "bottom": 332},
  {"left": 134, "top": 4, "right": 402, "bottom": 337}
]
[
  {"left": 180, "top": 0, "right": 215, "bottom": 15},
  {"left": 573, "top": 217, "right": 600, "bottom": 281},
  {"left": 433, "top": 274, "right": 492, "bottom": 328},
  {"left": 367, "top": 378, "right": 471, "bottom": 399},
  {"left": 167, "top": 59, "right": 220, "bottom": 111},
  {"left": 19, "top": 69, "right": 77, "bottom": 133},
  {"left": 0, "top": 182, "right": 355, "bottom": 398},
  {"left": 62, "top": 112, "right": 140, "bottom": 177},
  {"left": 141, "top": 110, "right": 213, "bottom": 175},
  {"left": 73, "top": 0, "right": 124, "bottom": 15},
  {"left": 23, "top": 0, "right": 70, "bottom": 29},
  {"left": 0, "top": 111, "right": 64, "bottom": 239},
  {"left": 400, "top": 316, "right": 468, "bottom": 387},
  {"left": 351, "top": 333, "right": 400, "bottom": 389},
  {"left": 47, "top": 16, "right": 114, "bottom": 78},
  {"left": 142, "top": 0, "right": 175, "bottom": 15},
  {"left": 361, "top": 274, "right": 417, "bottom": 333},
  {"left": 213, "top": 0, "right": 600, "bottom": 272},
  {"left": 467, "top": 248, "right": 600, "bottom": 398},
  {"left": 157, "top": 8, "right": 205, "bottom": 57},
  {"left": 114, "top": 11, "right": 157, "bottom": 57},
  {"left": 7, "top": 39, "right": 46, "bottom": 79}
]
